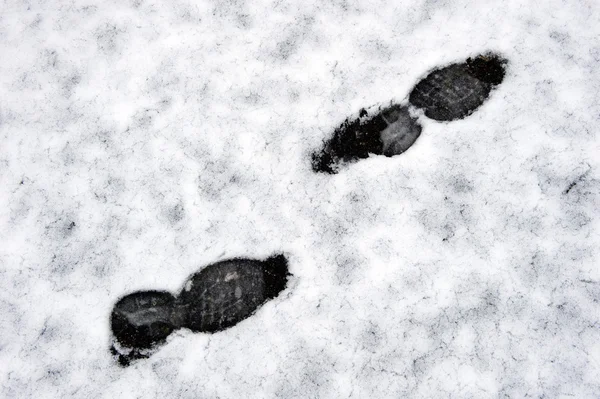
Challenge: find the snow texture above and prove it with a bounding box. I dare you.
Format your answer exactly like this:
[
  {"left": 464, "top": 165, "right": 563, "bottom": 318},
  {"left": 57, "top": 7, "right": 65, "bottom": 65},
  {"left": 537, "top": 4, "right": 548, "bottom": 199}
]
[{"left": 1, "top": 0, "right": 600, "bottom": 398}]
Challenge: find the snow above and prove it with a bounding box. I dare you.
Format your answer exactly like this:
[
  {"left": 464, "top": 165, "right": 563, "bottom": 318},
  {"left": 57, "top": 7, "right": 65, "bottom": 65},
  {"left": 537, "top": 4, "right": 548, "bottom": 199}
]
[{"left": 1, "top": 0, "right": 600, "bottom": 397}]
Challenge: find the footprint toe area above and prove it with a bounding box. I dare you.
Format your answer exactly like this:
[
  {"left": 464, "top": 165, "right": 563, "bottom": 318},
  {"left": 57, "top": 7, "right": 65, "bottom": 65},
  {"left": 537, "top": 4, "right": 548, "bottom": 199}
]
[
  {"left": 178, "top": 255, "right": 290, "bottom": 333},
  {"left": 408, "top": 53, "right": 508, "bottom": 122}
]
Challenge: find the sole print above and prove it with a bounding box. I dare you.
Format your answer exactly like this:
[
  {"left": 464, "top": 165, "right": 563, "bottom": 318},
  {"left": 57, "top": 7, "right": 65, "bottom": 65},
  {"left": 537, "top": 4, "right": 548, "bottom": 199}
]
[
  {"left": 312, "top": 52, "right": 508, "bottom": 173},
  {"left": 409, "top": 53, "right": 507, "bottom": 121},
  {"left": 110, "top": 254, "right": 290, "bottom": 366},
  {"left": 311, "top": 104, "right": 422, "bottom": 174}
]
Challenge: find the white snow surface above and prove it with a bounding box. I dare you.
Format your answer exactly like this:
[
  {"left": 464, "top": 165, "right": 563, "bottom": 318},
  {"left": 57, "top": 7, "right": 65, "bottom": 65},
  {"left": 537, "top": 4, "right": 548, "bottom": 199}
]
[{"left": 1, "top": 0, "right": 600, "bottom": 397}]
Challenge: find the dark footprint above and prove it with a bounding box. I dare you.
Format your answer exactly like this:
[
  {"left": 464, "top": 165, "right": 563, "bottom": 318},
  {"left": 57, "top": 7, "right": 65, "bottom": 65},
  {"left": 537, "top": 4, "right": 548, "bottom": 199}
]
[
  {"left": 312, "top": 52, "right": 507, "bottom": 173},
  {"left": 110, "top": 291, "right": 178, "bottom": 366},
  {"left": 179, "top": 254, "right": 289, "bottom": 333},
  {"left": 408, "top": 53, "right": 507, "bottom": 121},
  {"left": 312, "top": 104, "right": 422, "bottom": 173},
  {"left": 109, "top": 254, "right": 290, "bottom": 366}
]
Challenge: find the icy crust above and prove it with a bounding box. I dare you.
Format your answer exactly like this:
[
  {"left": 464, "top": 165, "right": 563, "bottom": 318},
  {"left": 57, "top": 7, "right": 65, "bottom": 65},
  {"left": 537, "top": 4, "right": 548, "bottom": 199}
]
[
  {"left": 109, "top": 255, "right": 290, "bottom": 366},
  {"left": 408, "top": 53, "right": 508, "bottom": 121}
]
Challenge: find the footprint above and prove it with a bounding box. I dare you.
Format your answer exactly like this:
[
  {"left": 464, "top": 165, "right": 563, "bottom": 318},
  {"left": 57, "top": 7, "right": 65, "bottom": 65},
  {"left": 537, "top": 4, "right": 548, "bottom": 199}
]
[
  {"left": 110, "top": 291, "right": 177, "bottom": 365},
  {"left": 312, "top": 52, "right": 508, "bottom": 173},
  {"left": 311, "top": 104, "right": 422, "bottom": 173},
  {"left": 109, "top": 254, "right": 290, "bottom": 366},
  {"left": 179, "top": 254, "right": 290, "bottom": 333},
  {"left": 109, "top": 52, "right": 508, "bottom": 365},
  {"left": 408, "top": 53, "right": 507, "bottom": 121}
]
